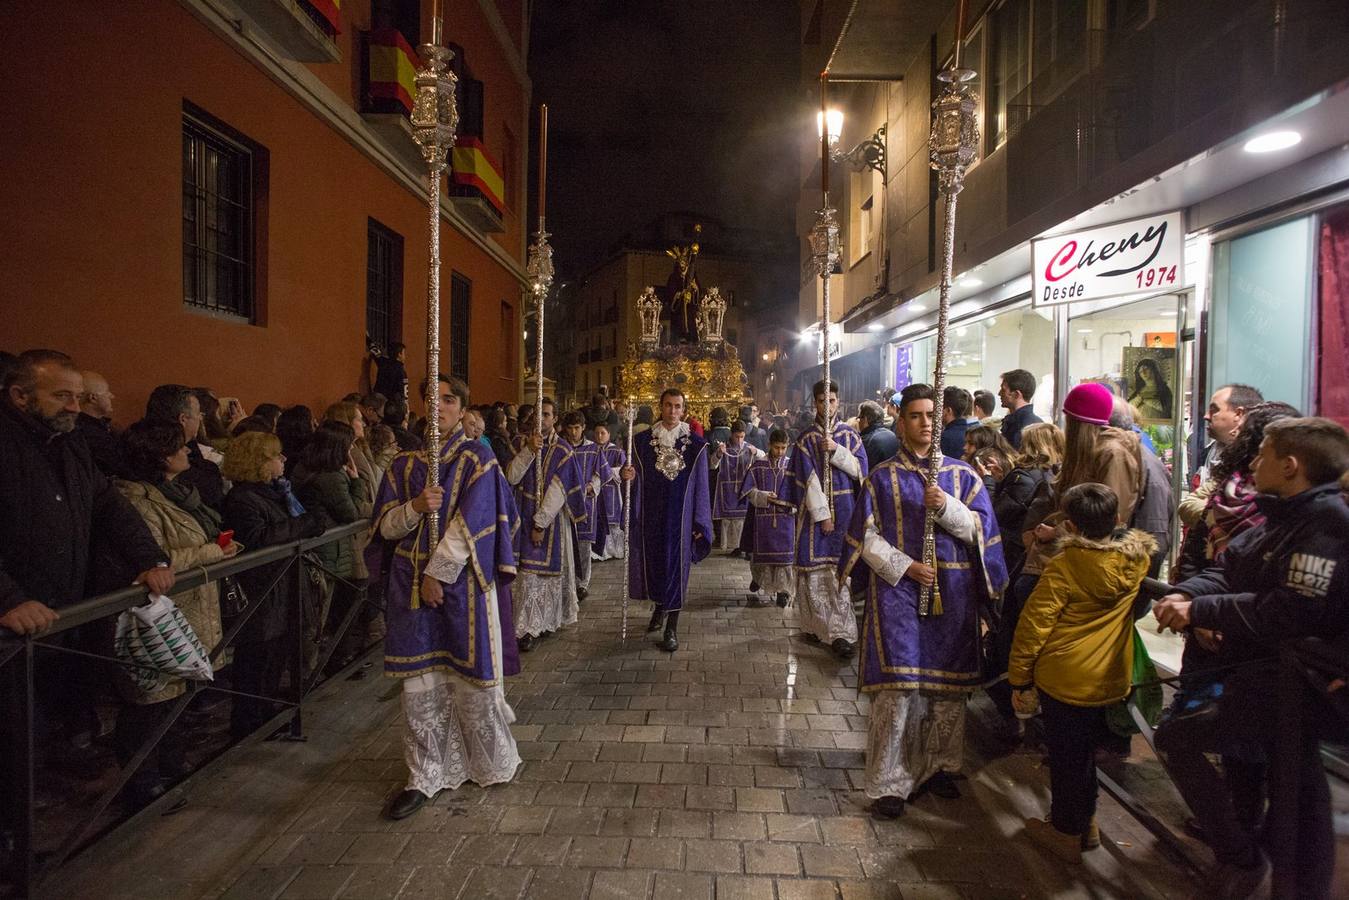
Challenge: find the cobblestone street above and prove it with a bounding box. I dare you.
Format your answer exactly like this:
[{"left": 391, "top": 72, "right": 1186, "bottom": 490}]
[{"left": 52, "top": 552, "right": 1205, "bottom": 899}]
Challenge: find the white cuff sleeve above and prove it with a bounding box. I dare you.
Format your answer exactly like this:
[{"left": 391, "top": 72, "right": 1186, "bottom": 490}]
[
  {"left": 830, "top": 443, "right": 861, "bottom": 478},
  {"left": 859, "top": 520, "right": 913, "bottom": 587},
  {"left": 378, "top": 501, "right": 421, "bottom": 540},
  {"left": 506, "top": 449, "right": 535, "bottom": 486},
  {"left": 747, "top": 488, "right": 772, "bottom": 509},
  {"left": 536, "top": 479, "right": 566, "bottom": 528},
  {"left": 805, "top": 472, "right": 830, "bottom": 523},
  {"left": 588, "top": 475, "right": 602, "bottom": 495},
  {"left": 935, "top": 492, "right": 978, "bottom": 543},
  {"left": 424, "top": 517, "right": 471, "bottom": 584}
]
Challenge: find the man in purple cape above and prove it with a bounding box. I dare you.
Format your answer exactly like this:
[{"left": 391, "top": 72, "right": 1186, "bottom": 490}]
[
  {"left": 506, "top": 398, "right": 586, "bottom": 651},
  {"left": 739, "top": 427, "right": 794, "bottom": 607},
  {"left": 839, "top": 383, "right": 1008, "bottom": 818},
  {"left": 560, "top": 410, "right": 613, "bottom": 601},
  {"left": 711, "top": 419, "right": 764, "bottom": 553},
  {"left": 780, "top": 379, "right": 869, "bottom": 660},
  {"left": 591, "top": 422, "right": 625, "bottom": 559},
  {"left": 372, "top": 374, "right": 522, "bottom": 821},
  {"left": 621, "top": 388, "right": 713, "bottom": 652}
]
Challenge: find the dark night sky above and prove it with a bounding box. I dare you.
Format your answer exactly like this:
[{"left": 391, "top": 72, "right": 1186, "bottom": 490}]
[{"left": 529, "top": 2, "right": 803, "bottom": 273}]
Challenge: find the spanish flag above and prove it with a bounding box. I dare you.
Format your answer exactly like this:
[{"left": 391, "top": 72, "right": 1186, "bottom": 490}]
[
  {"left": 452, "top": 138, "right": 506, "bottom": 214},
  {"left": 367, "top": 28, "right": 419, "bottom": 115},
  {"left": 303, "top": 0, "right": 341, "bottom": 35}
]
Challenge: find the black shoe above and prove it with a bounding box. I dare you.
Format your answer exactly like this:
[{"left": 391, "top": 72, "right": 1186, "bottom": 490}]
[
  {"left": 577, "top": 587, "right": 588, "bottom": 603},
  {"left": 660, "top": 626, "right": 679, "bottom": 652},
  {"left": 776, "top": 593, "right": 789, "bottom": 608},
  {"left": 800, "top": 632, "right": 820, "bottom": 644},
  {"left": 924, "top": 772, "right": 961, "bottom": 800},
  {"left": 831, "top": 638, "right": 855, "bottom": 660},
  {"left": 746, "top": 593, "right": 763, "bottom": 607},
  {"left": 749, "top": 579, "right": 761, "bottom": 593},
  {"left": 386, "top": 789, "right": 433, "bottom": 820},
  {"left": 871, "top": 795, "right": 905, "bottom": 819},
  {"left": 518, "top": 634, "right": 535, "bottom": 653},
  {"left": 647, "top": 610, "right": 665, "bottom": 633}
]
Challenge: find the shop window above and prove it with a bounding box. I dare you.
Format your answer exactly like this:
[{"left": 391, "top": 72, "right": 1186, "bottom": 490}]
[
  {"left": 1210, "top": 217, "right": 1314, "bottom": 410},
  {"left": 182, "top": 106, "right": 264, "bottom": 321},
  {"left": 449, "top": 272, "right": 471, "bottom": 383},
  {"left": 366, "top": 219, "right": 403, "bottom": 355}
]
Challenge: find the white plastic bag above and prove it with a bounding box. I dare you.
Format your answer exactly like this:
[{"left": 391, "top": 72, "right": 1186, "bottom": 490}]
[{"left": 114, "top": 594, "right": 215, "bottom": 693}]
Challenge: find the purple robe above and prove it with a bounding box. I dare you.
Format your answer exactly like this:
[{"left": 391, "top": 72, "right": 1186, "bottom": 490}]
[
  {"left": 373, "top": 428, "right": 521, "bottom": 683},
  {"left": 839, "top": 447, "right": 1009, "bottom": 692},
  {"left": 594, "top": 443, "right": 626, "bottom": 539},
  {"left": 566, "top": 438, "right": 613, "bottom": 543},
  {"left": 739, "top": 457, "right": 794, "bottom": 565},
  {"left": 712, "top": 442, "right": 757, "bottom": 521},
  {"left": 780, "top": 421, "right": 868, "bottom": 571},
  {"left": 514, "top": 438, "right": 586, "bottom": 575},
  {"left": 628, "top": 426, "right": 713, "bottom": 612}
]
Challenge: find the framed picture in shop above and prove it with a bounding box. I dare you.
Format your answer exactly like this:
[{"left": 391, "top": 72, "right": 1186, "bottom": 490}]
[{"left": 1122, "top": 347, "right": 1176, "bottom": 424}]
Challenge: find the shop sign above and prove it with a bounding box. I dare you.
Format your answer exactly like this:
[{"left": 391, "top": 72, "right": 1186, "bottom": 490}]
[
  {"left": 816, "top": 337, "right": 841, "bottom": 365},
  {"left": 1032, "top": 211, "right": 1185, "bottom": 307}
]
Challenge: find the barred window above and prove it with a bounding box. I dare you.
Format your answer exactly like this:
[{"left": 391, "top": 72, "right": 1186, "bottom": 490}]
[
  {"left": 450, "top": 272, "right": 471, "bottom": 382},
  {"left": 182, "top": 109, "right": 258, "bottom": 320},
  {"left": 366, "top": 219, "right": 403, "bottom": 354}
]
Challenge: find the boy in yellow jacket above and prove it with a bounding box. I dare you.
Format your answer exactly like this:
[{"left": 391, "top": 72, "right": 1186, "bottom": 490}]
[{"left": 1008, "top": 482, "right": 1156, "bottom": 863}]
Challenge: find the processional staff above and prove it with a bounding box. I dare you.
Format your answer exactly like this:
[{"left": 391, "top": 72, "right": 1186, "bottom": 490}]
[
  {"left": 919, "top": 0, "right": 979, "bottom": 616},
  {"left": 810, "top": 73, "right": 841, "bottom": 519},
  {"left": 527, "top": 105, "right": 555, "bottom": 501},
  {"left": 619, "top": 399, "right": 636, "bottom": 641},
  {"left": 409, "top": 7, "right": 458, "bottom": 549}
]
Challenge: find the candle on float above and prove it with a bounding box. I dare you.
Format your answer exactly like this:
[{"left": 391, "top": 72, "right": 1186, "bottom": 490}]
[
  {"left": 431, "top": 0, "right": 443, "bottom": 45},
  {"left": 953, "top": 0, "right": 966, "bottom": 68}
]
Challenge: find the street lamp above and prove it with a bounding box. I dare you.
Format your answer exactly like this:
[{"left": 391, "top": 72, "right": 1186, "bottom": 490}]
[{"left": 816, "top": 108, "right": 843, "bottom": 147}]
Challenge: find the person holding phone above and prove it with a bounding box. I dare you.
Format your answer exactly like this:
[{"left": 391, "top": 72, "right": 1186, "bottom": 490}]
[{"left": 115, "top": 420, "right": 241, "bottom": 804}]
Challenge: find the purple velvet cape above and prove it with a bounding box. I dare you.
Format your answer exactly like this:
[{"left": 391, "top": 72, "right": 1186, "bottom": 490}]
[
  {"left": 839, "top": 447, "right": 1009, "bottom": 693},
  {"left": 738, "top": 457, "right": 795, "bottom": 565},
  {"left": 628, "top": 427, "right": 713, "bottom": 612},
  {"left": 373, "top": 428, "right": 521, "bottom": 684},
  {"left": 779, "top": 422, "right": 869, "bottom": 571},
  {"left": 712, "top": 443, "right": 757, "bottom": 521},
  {"left": 514, "top": 438, "right": 586, "bottom": 576},
  {"left": 566, "top": 438, "right": 613, "bottom": 543},
  {"left": 594, "top": 443, "right": 626, "bottom": 540}
]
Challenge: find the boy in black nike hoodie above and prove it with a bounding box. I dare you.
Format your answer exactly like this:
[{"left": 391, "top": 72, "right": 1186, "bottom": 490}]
[{"left": 1154, "top": 417, "right": 1349, "bottom": 900}]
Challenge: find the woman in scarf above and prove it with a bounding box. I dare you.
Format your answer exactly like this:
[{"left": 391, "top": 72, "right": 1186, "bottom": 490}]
[
  {"left": 222, "top": 431, "right": 328, "bottom": 737},
  {"left": 115, "top": 421, "right": 241, "bottom": 804}
]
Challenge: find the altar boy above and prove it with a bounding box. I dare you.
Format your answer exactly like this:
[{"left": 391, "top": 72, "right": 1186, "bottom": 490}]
[{"left": 740, "top": 428, "right": 794, "bottom": 607}]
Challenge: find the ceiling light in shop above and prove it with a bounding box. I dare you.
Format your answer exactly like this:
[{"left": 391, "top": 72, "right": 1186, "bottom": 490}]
[
  {"left": 868, "top": 322, "right": 883, "bottom": 332},
  {"left": 909, "top": 302, "right": 926, "bottom": 312},
  {"left": 957, "top": 277, "right": 983, "bottom": 288},
  {"left": 1243, "top": 130, "right": 1300, "bottom": 153},
  {"left": 1077, "top": 328, "right": 1093, "bottom": 333},
  {"left": 984, "top": 317, "right": 997, "bottom": 327}
]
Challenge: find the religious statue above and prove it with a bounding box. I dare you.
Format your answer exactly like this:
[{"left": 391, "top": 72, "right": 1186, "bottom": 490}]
[{"left": 662, "top": 224, "right": 702, "bottom": 343}]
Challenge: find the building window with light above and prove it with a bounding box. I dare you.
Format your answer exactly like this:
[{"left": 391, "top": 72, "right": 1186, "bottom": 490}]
[{"left": 182, "top": 105, "right": 264, "bottom": 321}]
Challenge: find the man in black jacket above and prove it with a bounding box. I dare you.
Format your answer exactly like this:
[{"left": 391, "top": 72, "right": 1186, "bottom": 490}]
[
  {"left": 1154, "top": 417, "right": 1349, "bottom": 899},
  {"left": 739, "top": 404, "right": 768, "bottom": 453},
  {"left": 857, "top": 401, "right": 898, "bottom": 469},
  {"left": 74, "top": 370, "right": 128, "bottom": 479}
]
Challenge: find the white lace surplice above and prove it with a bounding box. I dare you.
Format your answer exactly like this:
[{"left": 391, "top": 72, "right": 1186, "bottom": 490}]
[
  {"left": 749, "top": 563, "right": 794, "bottom": 599},
  {"left": 864, "top": 690, "right": 966, "bottom": 800},
  {"left": 795, "top": 569, "right": 858, "bottom": 643}
]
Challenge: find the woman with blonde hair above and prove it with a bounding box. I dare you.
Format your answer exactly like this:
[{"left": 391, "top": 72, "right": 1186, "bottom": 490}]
[{"left": 221, "top": 431, "right": 328, "bottom": 736}]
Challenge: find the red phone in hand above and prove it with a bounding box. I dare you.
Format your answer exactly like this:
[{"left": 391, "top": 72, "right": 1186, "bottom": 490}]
[{"left": 217, "top": 529, "right": 235, "bottom": 548}]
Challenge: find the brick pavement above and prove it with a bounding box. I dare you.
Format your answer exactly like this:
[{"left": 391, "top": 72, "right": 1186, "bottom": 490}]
[{"left": 51, "top": 552, "right": 1209, "bottom": 899}]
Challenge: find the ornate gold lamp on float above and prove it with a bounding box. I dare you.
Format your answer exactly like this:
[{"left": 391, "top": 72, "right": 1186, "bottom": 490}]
[
  {"left": 918, "top": 1, "right": 980, "bottom": 617},
  {"left": 409, "top": 4, "right": 458, "bottom": 547}
]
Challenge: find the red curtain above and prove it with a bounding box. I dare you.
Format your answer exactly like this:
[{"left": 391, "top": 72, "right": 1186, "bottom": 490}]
[{"left": 1318, "top": 205, "right": 1349, "bottom": 428}]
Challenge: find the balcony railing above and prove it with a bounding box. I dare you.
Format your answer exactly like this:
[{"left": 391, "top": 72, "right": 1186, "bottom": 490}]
[{"left": 235, "top": 0, "right": 340, "bottom": 62}]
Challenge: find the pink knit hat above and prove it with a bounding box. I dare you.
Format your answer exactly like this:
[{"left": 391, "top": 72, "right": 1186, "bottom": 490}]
[{"left": 1062, "top": 382, "right": 1114, "bottom": 426}]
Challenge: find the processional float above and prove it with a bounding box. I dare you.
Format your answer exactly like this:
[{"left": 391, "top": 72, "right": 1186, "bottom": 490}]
[{"left": 409, "top": 7, "right": 458, "bottom": 548}]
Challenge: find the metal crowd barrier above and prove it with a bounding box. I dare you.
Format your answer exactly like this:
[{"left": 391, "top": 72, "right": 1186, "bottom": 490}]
[
  {"left": 0, "top": 521, "right": 368, "bottom": 898},
  {"left": 1101, "top": 577, "right": 1349, "bottom": 898}
]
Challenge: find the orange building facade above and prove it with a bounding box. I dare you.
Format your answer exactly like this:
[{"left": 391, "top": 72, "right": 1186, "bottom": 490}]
[{"left": 0, "top": 0, "right": 530, "bottom": 424}]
